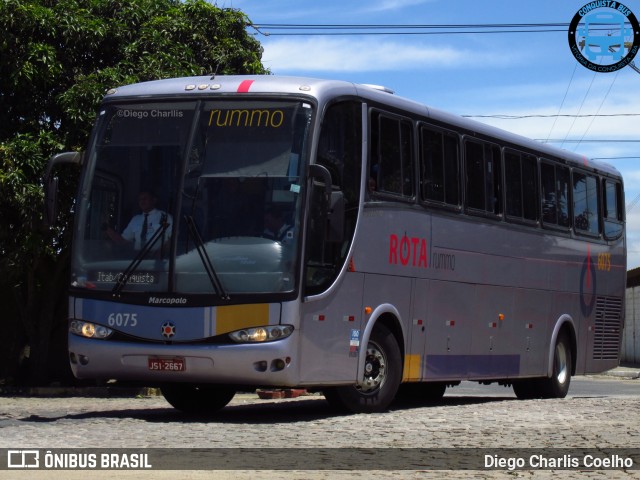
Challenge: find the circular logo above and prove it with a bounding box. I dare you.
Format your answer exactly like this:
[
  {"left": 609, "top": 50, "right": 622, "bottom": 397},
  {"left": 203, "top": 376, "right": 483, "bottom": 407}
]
[
  {"left": 161, "top": 322, "right": 176, "bottom": 339},
  {"left": 568, "top": 2, "right": 640, "bottom": 72}
]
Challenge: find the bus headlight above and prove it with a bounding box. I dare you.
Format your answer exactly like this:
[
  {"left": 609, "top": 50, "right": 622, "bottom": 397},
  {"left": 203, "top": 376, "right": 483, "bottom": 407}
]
[
  {"left": 70, "top": 320, "right": 113, "bottom": 339},
  {"left": 228, "top": 325, "right": 294, "bottom": 343}
]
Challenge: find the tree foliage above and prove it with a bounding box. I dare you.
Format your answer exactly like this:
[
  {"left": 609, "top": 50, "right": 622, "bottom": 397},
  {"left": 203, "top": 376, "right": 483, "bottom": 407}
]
[{"left": 0, "top": 0, "right": 267, "bottom": 385}]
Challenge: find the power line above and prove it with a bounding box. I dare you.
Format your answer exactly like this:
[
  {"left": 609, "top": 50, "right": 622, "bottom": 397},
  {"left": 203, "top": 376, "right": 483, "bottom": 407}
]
[
  {"left": 561, "top": 70, "right": 598, "bottom": 148},
  {"left": 252, "top": 22, "right": 571, "bottom": 29},
  {"left": 463, "top": 113, "right": 640, "bottom": 119},
  {"left": 572, "top": 70, "right": 620, "bottom": 152},
  {"left": 546, "top": 63, "right": 578, "bottom": 143},
  {"left": 253, "top": 29, "right": 569, "bottom": 36},
  {"left": 537, "top": 139, "right": 640, "bottom": 143},
  {"left": 250, "top": 22, "right": 565, "bottom": 36},
  {"left": 250, "top": 21, "right": 635, "bottom": 36}
]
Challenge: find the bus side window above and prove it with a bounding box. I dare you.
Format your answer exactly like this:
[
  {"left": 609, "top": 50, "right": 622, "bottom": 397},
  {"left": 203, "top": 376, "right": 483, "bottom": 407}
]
[
  {"left": 505, "top": 150, "right": 538, "bottom": 223},
  {"left": 464, "top": 139, "right": 501, "bottom": 216},
  {"left": 373, "top": 111, "right": 414, "bottom": 199},
  {"left": 541, "top": 162, "right": 571, "bottom": 229},
  {"left": 603, "top": 179, "right": 624, "bottom": 239},
  {"left": 556, "top": 166, "right": 571, "bottom": 227},
  {"left": 420, "top": 126, "right": 460, "bottom": 207},
  {"left": 573, "top": 171, "right": 600, "bottom": 236}
]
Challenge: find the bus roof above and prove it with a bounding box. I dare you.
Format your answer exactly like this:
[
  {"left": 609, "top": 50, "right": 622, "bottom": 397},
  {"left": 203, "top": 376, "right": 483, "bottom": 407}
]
[{"left": 104, "top": 74, "right": 622, "bottom": 178}]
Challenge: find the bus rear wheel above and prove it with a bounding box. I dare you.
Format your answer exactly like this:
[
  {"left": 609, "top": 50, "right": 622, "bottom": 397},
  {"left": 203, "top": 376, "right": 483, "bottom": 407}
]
[
  {"left": 161, "top": 384, "right": 236, "bottom": 414},
  {"left": 513, "top": 332, "right": 572, "bottom": 400},
  {"left": 323, "top": 324, "right": 401, "bottom": 413},
  {"left": 540, "top": 331, "right": 572, "bottom": 398}
]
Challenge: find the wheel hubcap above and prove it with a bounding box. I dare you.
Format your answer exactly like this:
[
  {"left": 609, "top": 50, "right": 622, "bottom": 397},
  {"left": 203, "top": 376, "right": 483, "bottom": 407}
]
[
  {"left": 360, "top": 341, "right": 386, "bottom": 393},
  {"left": 555, "top": 342, "right": 568, "bottom": 385}
]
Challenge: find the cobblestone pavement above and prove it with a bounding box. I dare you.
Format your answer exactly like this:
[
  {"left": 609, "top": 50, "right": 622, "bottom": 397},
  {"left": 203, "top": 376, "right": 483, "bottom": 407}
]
[{"left": 1, "top": 377, "right": 639, "bottom": 479}]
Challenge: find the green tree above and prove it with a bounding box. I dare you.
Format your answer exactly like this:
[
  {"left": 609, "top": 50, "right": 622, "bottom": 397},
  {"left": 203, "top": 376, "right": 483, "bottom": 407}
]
[{"left": 0, "top": 0, "right": 267, "bottom": 385}]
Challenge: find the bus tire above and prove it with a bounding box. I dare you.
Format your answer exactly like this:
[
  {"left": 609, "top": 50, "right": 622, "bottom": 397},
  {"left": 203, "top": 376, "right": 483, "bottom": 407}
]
[
  {"left": 513, "top": 332, "right": 572, "bottom": 400},
  {"left": 540, "top": 331, "right": 572, "bottom": 398},
  {"left": 323, "top": 323, "right": 401, "bottom": 413},
  {"left": 161, "top": 384, "right": 236, "bottom": 414},
  {"left": 512, "top": 378, "right": 542, "bottom": 399}
]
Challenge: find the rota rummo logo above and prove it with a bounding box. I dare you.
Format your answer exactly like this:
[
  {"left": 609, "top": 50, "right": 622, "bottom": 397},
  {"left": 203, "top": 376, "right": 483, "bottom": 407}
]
[{"left": 568, "top": 1, "right": 640, "bottom": 72}]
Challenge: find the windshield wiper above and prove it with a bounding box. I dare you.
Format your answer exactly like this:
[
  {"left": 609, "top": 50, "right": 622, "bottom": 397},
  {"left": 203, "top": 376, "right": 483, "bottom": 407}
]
[
  {"left": 184, "top": 215, "right": 229, "bottom": 300},
  {"left": 112, "top": 218, "right": 169, "bottom": 297}
]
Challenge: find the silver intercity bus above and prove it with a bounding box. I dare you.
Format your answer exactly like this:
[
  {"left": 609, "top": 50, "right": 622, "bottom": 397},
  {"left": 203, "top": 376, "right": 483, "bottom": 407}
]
[{"left": 45, "top": 75, "right": 626, "bottom": 413}]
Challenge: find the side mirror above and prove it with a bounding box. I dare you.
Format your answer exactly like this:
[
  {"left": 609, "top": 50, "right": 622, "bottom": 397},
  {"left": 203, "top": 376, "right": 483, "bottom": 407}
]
[
  {"left": 308, "top": 164, "right": 332, "bottom": 208},
  {"left": 43, "top": 152, "right": 83, "bottom": 226}
]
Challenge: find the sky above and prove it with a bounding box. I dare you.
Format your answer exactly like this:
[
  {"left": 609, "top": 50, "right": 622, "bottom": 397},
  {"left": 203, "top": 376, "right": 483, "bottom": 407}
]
[{"left": 225, "top": 0, "right": 640, "bottom": 269}]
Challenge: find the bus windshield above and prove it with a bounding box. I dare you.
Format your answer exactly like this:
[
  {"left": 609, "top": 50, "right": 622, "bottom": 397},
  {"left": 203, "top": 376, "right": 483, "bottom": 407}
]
[{"left": 71, "top": 99, "right": 313, "bottom": 296}]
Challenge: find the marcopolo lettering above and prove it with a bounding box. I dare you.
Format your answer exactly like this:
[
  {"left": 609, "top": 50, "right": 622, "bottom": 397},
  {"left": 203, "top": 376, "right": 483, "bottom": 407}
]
[{"left": 148, "top": 297, "right": 188, "bottom": 305}]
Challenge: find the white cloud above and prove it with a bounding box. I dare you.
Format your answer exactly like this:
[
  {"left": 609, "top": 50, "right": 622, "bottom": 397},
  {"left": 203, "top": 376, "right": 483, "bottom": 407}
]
[
  {"left": 359, "top": 0, "right": 437, "bottom": 13},
  {"left": 261, "top": 37, "right": 519, "bottom": 73}
]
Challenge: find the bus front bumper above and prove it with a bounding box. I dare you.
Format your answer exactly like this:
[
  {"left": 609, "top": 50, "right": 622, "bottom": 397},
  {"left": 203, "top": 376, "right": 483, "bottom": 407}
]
[{"left": 68, "top": 334, "right": 299, "bottom": 387}]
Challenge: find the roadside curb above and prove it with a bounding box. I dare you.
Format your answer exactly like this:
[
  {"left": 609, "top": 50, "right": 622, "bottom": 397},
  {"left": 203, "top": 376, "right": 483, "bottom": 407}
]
[{"left": 600, "top": 368, "right": 640, "bottom": 379}]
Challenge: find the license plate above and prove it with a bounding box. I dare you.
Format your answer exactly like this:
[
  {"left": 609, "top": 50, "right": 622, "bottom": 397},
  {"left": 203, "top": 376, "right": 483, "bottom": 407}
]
[{"left": 148, "top": 357, "right": 185, "bottom": 372}]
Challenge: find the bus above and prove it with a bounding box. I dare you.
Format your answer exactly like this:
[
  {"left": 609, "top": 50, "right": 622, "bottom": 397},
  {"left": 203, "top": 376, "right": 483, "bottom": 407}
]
[{"left": 45, "top": 75, "right": 626, "bottom": 414}]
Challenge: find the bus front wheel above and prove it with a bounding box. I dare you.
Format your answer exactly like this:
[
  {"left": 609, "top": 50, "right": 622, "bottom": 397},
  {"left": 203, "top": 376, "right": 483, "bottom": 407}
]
[
  {"left": 161, "top": 384, "right": 236, "bottom": 414},
  {"left": 323, "top": 324, "right": 402, "bottom": 413}
]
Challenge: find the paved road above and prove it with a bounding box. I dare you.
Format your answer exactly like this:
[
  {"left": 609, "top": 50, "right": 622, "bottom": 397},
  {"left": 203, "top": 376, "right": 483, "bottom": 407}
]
[{"left": 1, "top": 375, "right": 639, "bottom": 479}]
